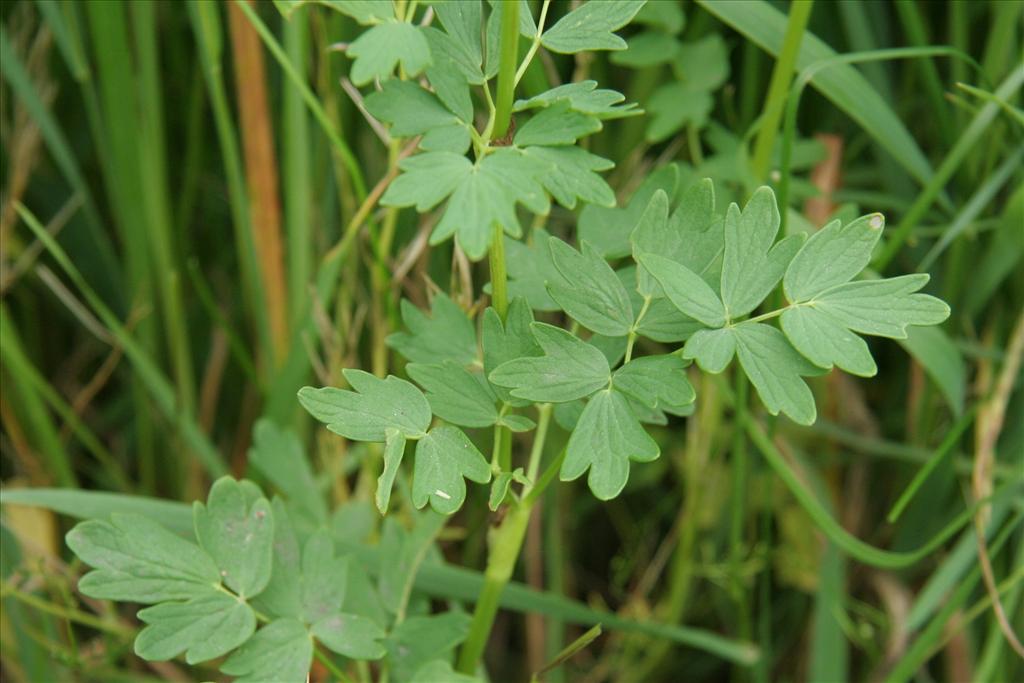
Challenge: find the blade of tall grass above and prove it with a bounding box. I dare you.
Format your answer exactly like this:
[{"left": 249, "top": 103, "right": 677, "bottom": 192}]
[
  {"left": 228, "top": 0, "right": 290, "bottom": 365},
  {"left": 896, "top": 326, "right": 967, "bottom": 417},
  {"left": 187, "top": 0, "right": 272, "bottom": 377},
  {"left": 0, "top": 25, "right": 121, "bottom": 304},
  {"left": 16, "top": 203, "right": 229, "bottom": 478},
  {"left": 918, "top": 145, "right": 1024, "bottom": 271},
  {"left": 698, "top": 0, "right": 939, "bottom": 190},
  {"left": 893, "top": 0, "right": 954, "bottom": 143},
  {"left": 0, "top": 306, "right": 76, "bottom": 487},
  {"left": 2, "top": 487, "right": 761, "bottom": 667},
  {"left": 282, "top": 14, "right": 313, "bottom": 329},
  {"left": 743, "top": 418, "right": 1021, "bottom": 569},
  {"left": 876, "top": 64, "right": 1024, "bottom": 269},
  {"left": 884, "top": 512, "right": 1023, "bottom": 683},
  {"left": 749, "top": 0, "right": 813, "bottom": 182}
]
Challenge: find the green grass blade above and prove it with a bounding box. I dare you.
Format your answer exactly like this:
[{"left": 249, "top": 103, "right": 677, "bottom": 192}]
[
  {"left": 16, "top": 204, "right": 229, "bottom": 477},
  {"left": 0, "top": 489, "right": 194, "bottom": 534},
  {"left": 697, "top": 0, "right": 937, "bottom": 188},
  {"left": 744, "top": 418, "right": 1020, "bottom": 569},
  {"left": 896, "top": 326, "right": 967, "bottom": 417}
]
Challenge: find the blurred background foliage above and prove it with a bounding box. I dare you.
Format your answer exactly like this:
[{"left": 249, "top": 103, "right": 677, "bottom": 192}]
[{"left": 0, "top": 0, "right": 1022, "bottom": 681}]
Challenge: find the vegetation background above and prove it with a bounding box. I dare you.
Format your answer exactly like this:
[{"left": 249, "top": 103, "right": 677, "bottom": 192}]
[{"left": 0, "top": 0, "right": 1021, "bottom": 681}]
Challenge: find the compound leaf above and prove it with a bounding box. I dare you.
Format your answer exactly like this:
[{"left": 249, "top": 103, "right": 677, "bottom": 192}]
[
  {"left": 513, "top": 80, "right": 640, "bottom": 120},
  {"left": 580, "top": 164, "right": 679, "bottom": 258},
  {"left": 732, "top": 323, "right": 822, "bottom": 426},
  {"left": 328, "top": 0, "right": 394, "bottom": 24},
  {"left": 388, "top": 293, "right": 478, "bottom": 367},
  {"left": 220, "top": 618, "right": 313, "bottom": 683},
  {"left": 385, "top": 613, "right": 472, "bottom": 682},
  {"left": 253, "top": 500, "right": 302, "bottom": 620},
  {"left": 135, "top": 592, "right": 255, "bottom": 664},
  {"left": 780, "top": 305, "right": 876, "bottom": 377},
  {"left": 312, "top": 613, "right": 387, "bottom": 660},
  {"left": 682, "top": 327, "right": 735, "bottom": 374},
  {"left": 504, "top": 230, "right": 571, "bottom": 311},
  {"left": 380, "top": 152, "right": 472, "bottom": 212},
  {"left": 519, "top": 145, "right": 615, "bottom": 209},
  {"left": 364, "top": 80, "right": 470, "bottom": 153},
  {"left": 541, "top": 0, "right": 647, "bottom": 53},
  {"left": 721, "top": 187, "right": 804, "bottom": 319},
  {"left": 514, "top": 102, "right": 602, "bottom": 146},
  {"left": 347, "top": 22, "right": 431, "bottom": 85},
  {"left": 547, "top": 238, "right": 634, "bottom": 336},
  {"left": 802, "top": 275, "right": 950, "bottom": 339},
  {"left": 482, "top": 297, "right": 542, "bottom": 404},
  {"left": 193, "top": 477, "right": 274, "bottom": 599},
  {"left": 560, "top": 389, "right": 659, "bottom": 500},
  {"left": 407, "top": 361, "right": 499, "bottom": 428},
  {"left": 412, "top": 426, "right": 492, "bottom": 514},
  {"left": 637, "top": 253, "right": 726, "bottom": 328},
  {"left": 489, "top": 323, "right": 611, "bottom": 403},
  {"left": 66, "top": 514, "right": 219, "bottom": 603},
  {"left": 298, "top": 370, "right": 432, "bottom": 442},
  {"left": 412, "top": 660, "right": 483, "bottom": 683},
  {"left": 300, "top": 530, "right": 348, "bottom": 624},
  {"left": 613, "top": 355, "right": 695, "bottom": 412},
  {"left": 783, "top": 213, "right": 885, "bottom": 302},
  {"left": 248, "top": 419, "right": 327, "bottom": 525}
]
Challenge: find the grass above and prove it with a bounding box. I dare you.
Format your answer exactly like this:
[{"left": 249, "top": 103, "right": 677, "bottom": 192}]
[{"left": 1, "top": 1, "right": 1023, "bottom": 682}]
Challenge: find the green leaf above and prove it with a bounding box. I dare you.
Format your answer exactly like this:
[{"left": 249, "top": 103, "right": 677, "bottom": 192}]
[
  {"left": 645, "top": 85, "right": 712, "bottom": 142},
  {"left": 364, "top": 80, "right": 469, "bottom": 153},
  {"left": 794, "top": 275, "right": 949, "bottom": 339},
  {"left": 499, "top": 414, "right": 536, "bottom": 432},
  {"left": 547, "top": 238, "right": 634, "bottom": 336},
  {"left": 347, "top": 22, "right": 431, "bottom": 86},
  {"left": 613, "top": 355, "right": 695, "bottom": 413},
  {"left": 779, "top": 306, "right": 877, "bottom": 377},
  {"left": 636, "top": 297, "right": 705, "bottom": 343},
  {"left": 635, "top": 0, "right": 685, "bottom": 33},
  {"left": 300, "top": 530, "right": 348, "bottom": 624},
  {"left": 610, "top": 30, "right": 679, "bottom": 67},
  {"left": 504, "top": 230, "right": 571, "bottom": 311},
  {"left": 412, "top": 660, "right": 484, "bottom": 683},
  {"left": 580, "top": 163, "right": 680, "bottom": 258},
  {"left": 328, "top": 0, "right": 395, "bottom": 24},
  {"left": 672, "top": 35, "right": 730, "bottom": 91},
  {"left": 298, "top": 369, "right": 432, "bottom": 441},
  {"left": 253, "top": 500, "right": 302, "bottom": 620},
  {"left": 630, "top": 180, "right": 722, "bottom": 297},
  {"left": 488, "top": 468, "right": 526, "bottom": 511},
  {"left": 519, "top": 145, "right": 615, "bottom": 209},
  {"left": 381, "top": 151, "right": 473, "bottom": 211},
  {"left": 388, "top": 293, "right": 478, "bottom": 367},
  {"left": 483, "top": 1, "right": 537, "bottom": 77},
  {"left": 432, "top": 1, "right": 483, "bottom": 75},
  {"left": 385, "top": 612, "right": 472, "bottom": 682},
  {"left": 135, "top": 592, "right": 255, "bottom": 664},
  {"left": 312, "top": 613, "right": 387, "bottom": 660},
  {"left": 721, "top": 187, "right": 804, "bottom": 319},
  {"left": 560, "top": 389, "right": 659, "bottom": 500},
  {"left": 783, "top": 214, "right": 885, "bottom": 302},
  {"left": 682, "top": 327, "right": 736, "bottom": 374},
  {"left": 193, "top": 477, "right": 274, "bottom": 599},
  {"left": 482, "top": 297, "right": 542, "bottom": 403},
  {"left": 897, "top": 326, "right": 966, "bottom": 416},
  {"left": 541, "top": 0, "right": 646, "bottom": 53},
  {"left": 637, "top": 253, "right": 726, "bottom": 328},
  {"left": 489, "top": 323, "right": 611, "bottom": 403},
  {"left": 513, "top": 80, "right": 641, "bottom": 120},
  {"left": 431, "top": 148, "right": 551, "bottom": 259},
  {"left": 407, "top": 361, "right": 499, "bottom": 428},
  {"left": 514, "top": 102, "right": 602, "bottom": 146},
  {"left": 248, "top": 419, "right": 327, "bottom": 525},
  {"left": 732, "top": 323, "right": 822, "bottom": 426},
  {"left": 66, "top": 514, "right": 219, "bottom": 603},
  {"left": 413, "top": 426, "right": 492, "bottom": 514},
  {"left": 422, "top": 29, "right": 475, "bottom": 120},
  {"left": 376, "top": 430, "right": 407, "bottom": 515},
  {"left": 220, "top": 618, "right": 313, "bottom": 683}
]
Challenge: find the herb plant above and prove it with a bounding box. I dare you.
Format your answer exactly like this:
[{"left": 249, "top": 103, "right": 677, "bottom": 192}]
[{"left": 4, "top": 0, "right": 1018, "bottom": 682}]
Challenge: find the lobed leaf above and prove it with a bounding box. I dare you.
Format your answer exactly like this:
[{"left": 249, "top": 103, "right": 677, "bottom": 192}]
[
  {"left": 519, "top": 145, "right": 615, "bottom": 209},
  {"left": 732, "top": 323, "right": 822, "bottom": 426},
  {"left": 482, "top": 297, "right": 542, "bottom": 404},
  {"left": 514, "top": 102, "right": 603, "bottom": 146},
  {"left": 135, "top": 592, "right": 255, "bottom": 664},
  {"left": 560, "top": 389, "right": 659, "bottom": 500},
  {"left": 388, "top": 293, "right": 478, "bottom": 367},
  {"left": 248, "top": 419, "right": 327, "bottom": 525},
  {"left": 613, "top": 355, "right": 696, "bottom": 413},
  {"left": 312, "top": 613, "right": 387, "bottom": 660},
  {"left": 489, "top": 323, "right": 611, "bottom": 403},
  {"left": 513, "top": 80, "right": 641, "bottom": 120},
  {"left": 220, "top": 618, "right": 313, "bottom": 683},
  {"left": 193, "top": 477, "right": 275, "bottom": 599},
  {"left": 547, "top": 237, "right": 634, "bottom": 336},
  {"left": 412, "top": 426, "right": 492, "bottom": 514},
  {"left": 347, "top": 22, "right": 431, "bottom": 85},
  {"left": 298, "top": 369, "right": 432, "bottom": 442},
  {"left": 541, "top": 0, "right": 647, "bottom": 53},
  {"left": 66, "top": 514, "right": 219, "bottom": 603},
  {"left": 407, "top": 361, "right": 500, "bottom": 428}
]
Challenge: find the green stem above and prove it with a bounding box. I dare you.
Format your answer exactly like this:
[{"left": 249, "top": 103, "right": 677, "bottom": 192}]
[
  {"left": 514, "top": 0, "right": 551, "bottom": 87},
  {"left": 749, "top": 0, "right": 814, "bottom": 183},
  {"left": 489, "top": 223, "right": 509, "bottom": 319},
  {"left": 491, "top": 0, "right": 520, "bottom": 140}
]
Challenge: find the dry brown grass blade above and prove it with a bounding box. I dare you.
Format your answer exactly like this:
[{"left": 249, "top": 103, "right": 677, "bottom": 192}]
[
  {"left": 227, "top": 0, "right": 289, "bottom": 365},
  {"left": 972, "top": 308, "right": 1024, "bottom": 659}
]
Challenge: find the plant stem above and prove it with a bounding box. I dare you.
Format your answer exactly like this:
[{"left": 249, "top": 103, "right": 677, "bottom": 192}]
[
  {"left": 514, "top": 0, "right": 551, "bottom": 87},
  {"left": 749, "top": 0, "right": 814, "bottom": 183},
  {"left": 491, "top": 0, "right": 520, "bottom": 141},
  {"left": 489, "top": 223, "right": 509, "bottom": 320}
]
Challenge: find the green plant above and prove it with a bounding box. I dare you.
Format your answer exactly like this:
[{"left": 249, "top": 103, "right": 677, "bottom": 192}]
[{"left": 53, "top": 2, "right": 957, "bottom": 681}]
